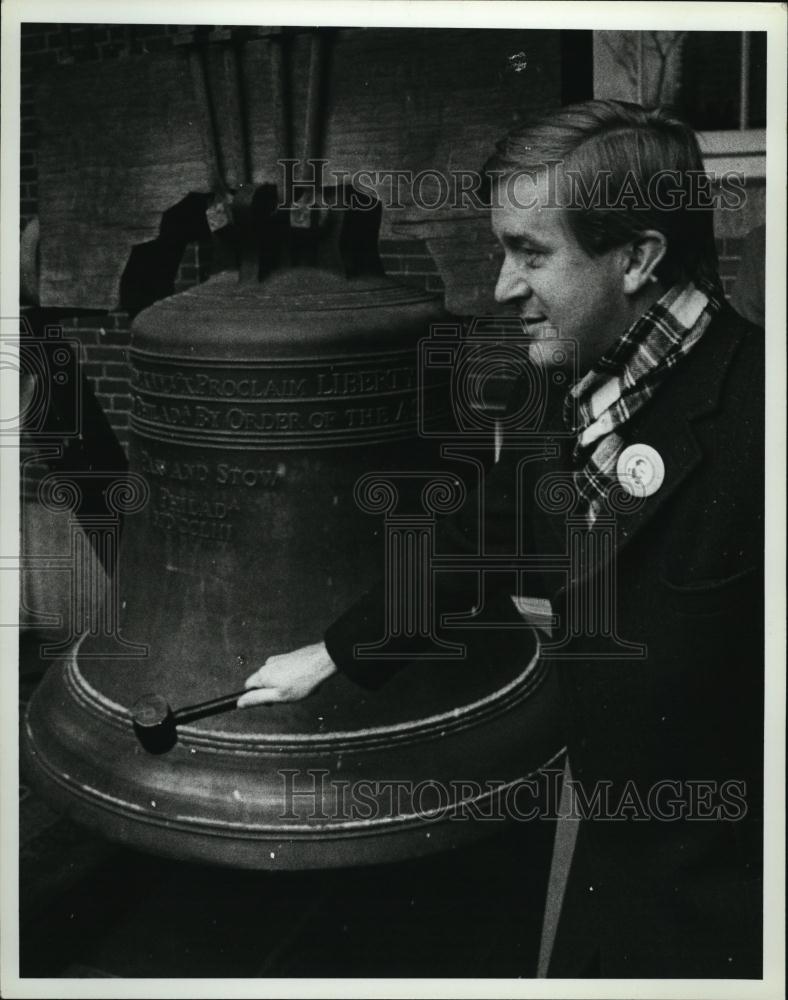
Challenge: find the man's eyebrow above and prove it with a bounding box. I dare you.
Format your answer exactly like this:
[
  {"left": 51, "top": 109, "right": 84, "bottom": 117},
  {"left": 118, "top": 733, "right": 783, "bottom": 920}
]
[{"left": 501, "top": 233, "right": 551, "bottom": 252}]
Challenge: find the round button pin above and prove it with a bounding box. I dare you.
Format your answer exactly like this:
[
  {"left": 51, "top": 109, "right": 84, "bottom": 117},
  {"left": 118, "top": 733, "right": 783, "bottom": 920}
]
[{"left": 617, "top": 443, "right": 665, "bottom": 497}]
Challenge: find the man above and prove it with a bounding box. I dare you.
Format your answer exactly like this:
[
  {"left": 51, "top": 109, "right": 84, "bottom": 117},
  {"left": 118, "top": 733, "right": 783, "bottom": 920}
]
[{"left": 240, "top": 101, "right": 764, "bottom": 978}]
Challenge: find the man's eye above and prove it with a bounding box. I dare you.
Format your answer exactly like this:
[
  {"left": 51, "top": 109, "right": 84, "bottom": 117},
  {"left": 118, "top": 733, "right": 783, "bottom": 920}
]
[{"left": 520, "top": 250, "right": 543, "bottom": 267}]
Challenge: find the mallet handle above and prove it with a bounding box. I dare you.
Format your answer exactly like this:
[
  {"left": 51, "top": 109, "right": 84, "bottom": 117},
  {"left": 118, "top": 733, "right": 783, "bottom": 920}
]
[{"left": 174, "top": 689, "right": 247, "bottom": 724}]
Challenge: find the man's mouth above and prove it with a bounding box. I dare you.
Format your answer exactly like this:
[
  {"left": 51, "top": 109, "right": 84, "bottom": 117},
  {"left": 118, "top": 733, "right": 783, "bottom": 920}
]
[{"left": 524, "top": 316, "right": 550, "bottom": 334}]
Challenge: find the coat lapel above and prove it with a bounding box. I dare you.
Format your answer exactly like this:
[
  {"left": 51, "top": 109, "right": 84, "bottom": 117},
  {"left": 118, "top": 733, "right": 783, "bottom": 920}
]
[{"left": 562, "top": 307, "right": 749, "bottom": 593}]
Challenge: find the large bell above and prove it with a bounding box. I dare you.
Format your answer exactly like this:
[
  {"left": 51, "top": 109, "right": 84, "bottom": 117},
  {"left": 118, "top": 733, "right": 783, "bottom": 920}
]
[{"left": 22, "top": 187, "right": 563, "bottom": 868}]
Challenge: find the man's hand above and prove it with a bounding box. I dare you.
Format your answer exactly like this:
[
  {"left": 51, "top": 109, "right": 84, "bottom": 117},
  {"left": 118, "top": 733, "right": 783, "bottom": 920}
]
[{"left": 237, "top": 641, "right": 338, "bottom": 706}]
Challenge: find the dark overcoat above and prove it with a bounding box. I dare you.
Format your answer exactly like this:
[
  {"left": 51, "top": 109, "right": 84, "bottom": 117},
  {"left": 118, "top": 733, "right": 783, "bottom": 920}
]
[{"left": 325, "top": 303, "right": 765, "bottom": 977}]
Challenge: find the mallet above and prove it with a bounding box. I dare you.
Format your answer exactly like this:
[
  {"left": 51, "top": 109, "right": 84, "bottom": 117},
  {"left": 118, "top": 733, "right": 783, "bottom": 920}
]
[{"left": 131, "top": 688, "right": 247, "bottom": 754}]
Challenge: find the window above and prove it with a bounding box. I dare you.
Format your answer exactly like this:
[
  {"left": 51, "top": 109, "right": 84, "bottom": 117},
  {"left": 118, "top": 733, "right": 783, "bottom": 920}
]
[{"left": 593, "top": 31, "right": 766, "bottom": 178}]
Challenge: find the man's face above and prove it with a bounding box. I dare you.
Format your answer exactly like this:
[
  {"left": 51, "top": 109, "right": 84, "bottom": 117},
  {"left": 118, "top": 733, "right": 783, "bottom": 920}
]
[{"left": 491, "top": 171, "right": 631, "bottom": 374}]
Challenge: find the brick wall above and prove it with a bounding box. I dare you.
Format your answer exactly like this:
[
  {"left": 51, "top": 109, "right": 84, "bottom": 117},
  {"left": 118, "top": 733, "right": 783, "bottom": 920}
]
[
  {"left": 57, "top": 312, "right": 134, "bottom": 450},
  {"left": 378, "top": 239, "right": 445, "bottom": 296},
  {"left": 20, "top": 24, "right": 189, "bottom": 231}
]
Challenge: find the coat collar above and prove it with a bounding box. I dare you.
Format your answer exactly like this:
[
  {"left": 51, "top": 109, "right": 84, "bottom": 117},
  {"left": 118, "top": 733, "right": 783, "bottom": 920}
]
[{"left": 561, "top": 305, "right": 751, "bottom": 592}]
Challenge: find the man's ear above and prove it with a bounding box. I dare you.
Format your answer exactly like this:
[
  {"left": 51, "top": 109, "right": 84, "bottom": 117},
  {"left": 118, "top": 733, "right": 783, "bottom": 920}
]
[{"left": 622, "top": 230, "right": 668, "bottom": 295}]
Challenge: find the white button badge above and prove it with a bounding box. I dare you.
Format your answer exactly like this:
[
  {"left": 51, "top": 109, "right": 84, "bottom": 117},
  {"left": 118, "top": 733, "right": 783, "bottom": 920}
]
[{"left": 616, "top": 443, "right": 665, "bottom": 498}]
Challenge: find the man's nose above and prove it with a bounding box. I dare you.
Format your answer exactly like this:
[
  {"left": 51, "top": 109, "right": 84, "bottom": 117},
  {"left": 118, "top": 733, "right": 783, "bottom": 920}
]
[{"left": 494, "top": 256, "right": 530, "bottom": 304}]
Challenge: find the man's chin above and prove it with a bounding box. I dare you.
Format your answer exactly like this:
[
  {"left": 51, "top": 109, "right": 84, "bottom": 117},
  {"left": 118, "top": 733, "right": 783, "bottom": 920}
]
[{"left": 528, "top": 336, "right": 564, "bottom": 368}]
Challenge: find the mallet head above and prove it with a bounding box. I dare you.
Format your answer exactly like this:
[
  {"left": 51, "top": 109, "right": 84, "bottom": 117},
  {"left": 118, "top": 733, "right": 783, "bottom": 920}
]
[{"left": 131, "top": 693, "right": 177, "bottom": 754}]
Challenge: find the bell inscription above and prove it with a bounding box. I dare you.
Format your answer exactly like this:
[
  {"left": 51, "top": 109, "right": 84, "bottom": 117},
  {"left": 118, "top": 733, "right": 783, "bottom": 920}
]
[{"left": 131, "top": 349, "right": 421, "bottom": 447}]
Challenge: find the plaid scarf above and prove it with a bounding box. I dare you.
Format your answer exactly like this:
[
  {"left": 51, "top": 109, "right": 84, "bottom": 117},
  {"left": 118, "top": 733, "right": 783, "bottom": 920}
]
[{"left": 564, "top": 278, "right": 724, "bottom": 527}]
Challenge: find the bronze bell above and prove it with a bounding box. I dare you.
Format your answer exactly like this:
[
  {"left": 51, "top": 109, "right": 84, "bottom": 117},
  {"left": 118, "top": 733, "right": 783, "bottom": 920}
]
[{"left": 22, "top": 186, "right": 563, "bottom": 868}]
